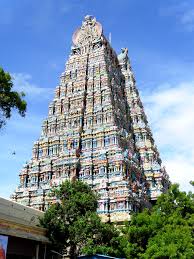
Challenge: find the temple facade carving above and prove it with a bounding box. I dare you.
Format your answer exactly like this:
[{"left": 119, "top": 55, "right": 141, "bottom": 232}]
[{"left": 12, "top": 16, "right": 169, "bottom": 222}]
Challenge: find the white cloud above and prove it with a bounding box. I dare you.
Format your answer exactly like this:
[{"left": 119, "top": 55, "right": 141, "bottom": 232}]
[
  {"left": 160, "top": 1, "right": 194, "bottom": 32},
  {"left": 12, "top": 73, "right": 53, "bottom": 99},
  {"left": 141, "top": 81, "right": 194, "bottom": 191},
  {"left": 180, "top": 9, "right": 194, "bottom": 31},
  {"left": 165, "top": 155, "right": 194, "bottom": 192}
]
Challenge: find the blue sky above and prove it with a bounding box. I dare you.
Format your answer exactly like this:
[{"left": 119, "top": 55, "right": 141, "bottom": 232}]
[{"left": 1, "top": 0, "right": 194, "bottom": 198}]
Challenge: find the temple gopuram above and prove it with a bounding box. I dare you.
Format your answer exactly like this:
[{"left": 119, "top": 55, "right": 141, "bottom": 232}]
[{"left": 12, "top": 16, "right": 169, "bottom": 222}]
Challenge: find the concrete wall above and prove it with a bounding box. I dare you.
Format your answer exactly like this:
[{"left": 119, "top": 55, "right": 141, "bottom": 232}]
[{"left": 0, "top": 197, "right": 44, "bottom": 227}]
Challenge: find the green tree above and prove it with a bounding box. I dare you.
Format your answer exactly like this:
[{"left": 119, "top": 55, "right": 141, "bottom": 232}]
[
  {"left": 40, "top": 180, "right": 121, "bottom": 258},
  {"left": 0, "top": 67, "right": 26, "bottom": 128},
  {"left": 120, "top": 184, "right": 194, "bottom": 259},
  {"left": 190, "top": 180, "right": 194, "bottom": 187},
  {"left": 143, "top": 224, "right": 194, "bottom": 259}
]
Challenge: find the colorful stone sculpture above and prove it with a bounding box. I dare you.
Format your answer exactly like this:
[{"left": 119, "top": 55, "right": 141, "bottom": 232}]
[{"left": 12, "top": 16, "right": 169, "bottom": 222}]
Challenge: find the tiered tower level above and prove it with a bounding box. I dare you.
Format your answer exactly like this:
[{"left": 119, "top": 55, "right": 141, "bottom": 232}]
[{"left": 12, "top": 16, "right": 169, "bottom": 222}]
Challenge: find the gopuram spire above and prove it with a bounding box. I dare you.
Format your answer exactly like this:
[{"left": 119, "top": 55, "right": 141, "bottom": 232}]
[
  {"left": 118, "top": 48, "right": 169, "bottom": 200},
  {"left": 12, "top": 16, "right": 169, "bottom": 222}
]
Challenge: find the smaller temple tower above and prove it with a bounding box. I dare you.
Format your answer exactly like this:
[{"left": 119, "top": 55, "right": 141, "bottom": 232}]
[{"left": 118, "top": 48, "right": 169, "bottom": 200}]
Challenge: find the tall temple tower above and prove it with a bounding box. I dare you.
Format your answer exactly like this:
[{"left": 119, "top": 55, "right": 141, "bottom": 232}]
[{"left": 12, "top": 16, "right": 169, "bottom": 222}]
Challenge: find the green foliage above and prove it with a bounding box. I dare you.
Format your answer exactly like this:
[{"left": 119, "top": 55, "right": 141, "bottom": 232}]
[
  {"left": 120, "top": 184, "right": 194, "bottom": 259},
  {"left": 0, "top": 67, "right": 26, "bottom": 127},
  {"left": 144, "top": 225, "right": 194, "bottom": 259},
  {"left": 50, "top": 180, "right": 98, "bottom": 220},
  {"left": 155, "top": 183, "right": 194, "bottom": 219},
  {"left": 40, "top": 180, "right": 121, "bottom": 258},
  {"left": 41, "top": 182, "right": 194, "bottom": 258},
  {"left": 80, "top": 217, "right": 123, "bottom": 257}
]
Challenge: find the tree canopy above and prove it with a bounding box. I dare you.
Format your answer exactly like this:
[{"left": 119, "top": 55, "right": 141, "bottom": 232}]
[
  {"left": 40, "top": 180, "right": 122, "bottom": 258},
  {"left": 40, "top": 181, "right": 194, "bottom": 259},
  {"left": 120, "top": 183, "right": 194, "bottom": 258},
  {"left": 0, "top": 67, "right": 26, "bottom": 128}
]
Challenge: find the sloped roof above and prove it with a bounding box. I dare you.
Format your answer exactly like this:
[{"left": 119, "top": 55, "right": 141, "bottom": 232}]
[{"left": 0, "top": 197, "right": 50, "bottom": 243}]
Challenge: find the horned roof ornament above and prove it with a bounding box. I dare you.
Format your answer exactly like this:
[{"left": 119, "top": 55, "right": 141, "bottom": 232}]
[{"left": 118, "top": 48, "right": 128, "bottom": 63}]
